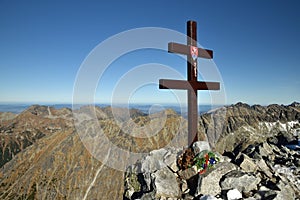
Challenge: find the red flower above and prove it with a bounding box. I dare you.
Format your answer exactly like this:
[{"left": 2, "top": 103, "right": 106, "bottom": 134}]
[{"left": 205, "top": 154, "right": 209, "bottom": 160}]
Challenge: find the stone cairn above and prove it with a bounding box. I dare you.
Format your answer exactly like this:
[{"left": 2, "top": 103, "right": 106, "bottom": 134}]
[{"left": 124, "top": 140, "right": 300, "bottom": 200}]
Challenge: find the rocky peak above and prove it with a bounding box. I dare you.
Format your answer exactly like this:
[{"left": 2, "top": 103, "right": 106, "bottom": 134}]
[
  {"left": 232, "top": 102, "right": 251, "bottom": 109},
  {"left": 25, "top": 105, "right": 52, "bottom": 116},
  {"left": 291, "top": 101, "right": 300, "bottom": 108},
  {"left": 198, "top": 102, "right": 300, "bottom": 153}
]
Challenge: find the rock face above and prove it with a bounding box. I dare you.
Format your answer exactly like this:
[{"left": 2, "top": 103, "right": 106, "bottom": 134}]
[{"left": 198, "top": 102, "right": 300, "bottom": 153}]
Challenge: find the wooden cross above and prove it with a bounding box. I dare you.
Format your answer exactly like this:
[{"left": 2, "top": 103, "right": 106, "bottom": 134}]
[{"left": 159, "top": 21, "right": 220, "bottom": 146}]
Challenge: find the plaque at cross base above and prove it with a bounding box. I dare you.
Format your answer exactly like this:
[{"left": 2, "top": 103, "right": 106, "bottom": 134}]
[{"left": 159, "top": 20, "right": 220, "bottom": 146}]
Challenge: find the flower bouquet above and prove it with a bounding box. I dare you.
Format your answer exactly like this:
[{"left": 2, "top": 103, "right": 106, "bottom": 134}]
[{"left": 193, "top": 150, "right": 220, "bottom": 174}]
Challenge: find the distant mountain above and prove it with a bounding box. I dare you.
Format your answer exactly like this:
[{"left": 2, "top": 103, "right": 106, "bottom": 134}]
[
  {"left": 199, "top": 102, "right": 300, "bottom": 154},
  {"left": 0, "top": 102, "right": 299, "bottom": 199},
  {"left": 0, "top": 105, "right": 73, "bottom": 168},
  {"left": 0, "top": 103, "right": 217, "bottom": 116},
  {"left": 0, "top": 105, "right": 187, "bottom": 199}
]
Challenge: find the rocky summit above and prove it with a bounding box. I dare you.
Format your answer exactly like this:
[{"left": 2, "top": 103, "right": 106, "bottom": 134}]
[
  {"left": 124, "top": 140, "right": 300, "bottom": 199},
  {"left": 0, "top": 102, "right": 299, "bottom": 199}
]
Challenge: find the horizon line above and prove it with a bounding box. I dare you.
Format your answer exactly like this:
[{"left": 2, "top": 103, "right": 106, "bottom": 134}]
[{"left": 0, "top": 101, "right": 298, "bottom": 107}]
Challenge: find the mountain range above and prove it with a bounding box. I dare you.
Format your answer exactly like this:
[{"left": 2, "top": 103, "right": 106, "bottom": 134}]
[{"left": 0, "top": 102, "right": 299, "bottom": 199}]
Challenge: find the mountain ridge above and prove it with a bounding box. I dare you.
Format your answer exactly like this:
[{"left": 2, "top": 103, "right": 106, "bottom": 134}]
[
  {"left": 0, "top": 102, "right": 299, "bottom": 199},
  {"left": 198, "top": 101, "right": 300, "bottom": 153}
]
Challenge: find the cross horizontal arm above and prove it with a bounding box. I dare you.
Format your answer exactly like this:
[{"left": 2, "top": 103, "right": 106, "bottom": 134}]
[
  {"left": 168, "top": 42, "right": 213, "bottom": 59},
  {"left": 159, "top": 79, "right": 220, "bottom": 90}
]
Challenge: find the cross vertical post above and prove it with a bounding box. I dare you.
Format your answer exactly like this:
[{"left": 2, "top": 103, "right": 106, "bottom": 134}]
[
  {"left": 187, "top": 21, "right": 198, "bottom": 144},
  {"left": 159, "top": 20, "right": 220, "bottom": 146}
]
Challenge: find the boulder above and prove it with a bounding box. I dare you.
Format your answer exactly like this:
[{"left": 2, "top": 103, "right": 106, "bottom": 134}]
[
  {"left": 153, "top": 167, "right": 180, "bottom": 198},
  {"left": 141, "top": 148, "right": 168, "bottom": 173},
  {"left": 163, "top": 148, "right": 183, "bottom": 172},
  {"left": 220, "top": 170, "right": 261, "bottom": 193},
  {"left": 235, "top": 153, "right": 257, "bottom": 173},
  {"left": 181, "top": 179, "right": 189, "bottom": 194},
  {"left": 178, "top": 166, "right": 198, "bottom": 180},
  {"left": 274, "top": 180, "right": 296, "bottom": 200},
  {"left": 256, "top": 159, "right": 273, "bottom": 179},
  {"left": 258, "top": 142, "right": 274, "bottom": 157},
  {"left": 196, "top": 162, "right": 237, "bottom": 196},
  {"left": 140, "top": 147, "right": 182, "bottom": 173},
  {"left": 193, "top": 141, "right": 211, "bottom": 155}
]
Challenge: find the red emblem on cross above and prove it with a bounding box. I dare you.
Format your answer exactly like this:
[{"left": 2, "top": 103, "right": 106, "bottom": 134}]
[{"left": 190, "top": 46, "right": 198, "bottom": 60}]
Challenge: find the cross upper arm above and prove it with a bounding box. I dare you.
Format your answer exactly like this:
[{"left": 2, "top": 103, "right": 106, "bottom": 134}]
[{"left": 168, "top": 42, "right": 213, "bottom": 59}]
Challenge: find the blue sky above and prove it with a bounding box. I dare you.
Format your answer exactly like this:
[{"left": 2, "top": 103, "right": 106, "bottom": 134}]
[{"left": 0, "top": 0, "right": 299, "bottom": 105}]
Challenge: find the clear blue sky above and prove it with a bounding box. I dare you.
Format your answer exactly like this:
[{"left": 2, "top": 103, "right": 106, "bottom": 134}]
[{"left": 0, "top": 0, "right": 299, "bottom": 105}]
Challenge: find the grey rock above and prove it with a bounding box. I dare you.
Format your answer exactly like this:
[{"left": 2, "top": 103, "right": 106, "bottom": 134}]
[
  {"left": 193, "top": 141, "right": 211, "bottom": 155},
  {"left": 196, "top": 162, "right": 237, "bottom": 196},
  {"left": 274, "top": 180, "right": 295, "bottom": 200},
  {"left": 256, "top": 159, "right": 273, "bottom": 179},
  {"left": 222, "top": 155, "right": 232, "bottom": 163},
  {"left": 143, "top": 173, "right": 152, "bottom": 192},
  {"left": 220, "top": 170, "right": 261, "bottom": 193},
  {"left": 164, "top": 149, "right": 180, "bottom": 173},
  {"left": 181, "top": 179, "right": 189, "bottom": 194},
  {"left": 178, "top": 166, "right": 198, "bottom": 180},
  {"left": 168, "top": 160, "right": 179, "bottom": 173},
  {"left": 140, "top": 148, "right": 182, "bottom": 174},
  {"left": 141, "top": 148, "right": 168, "bottom": 173},
  {"left": 236, "top": 153, "right": 257, "bottom": 173},
  {"left": 272, "top": 164, "right": 300, "bottom": 195},
  {"left": 153, "top": 167, "right": 180, "bottom": 198},
  {"left": 259, "top": 142, "right": 274, "bottom": 156}
]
